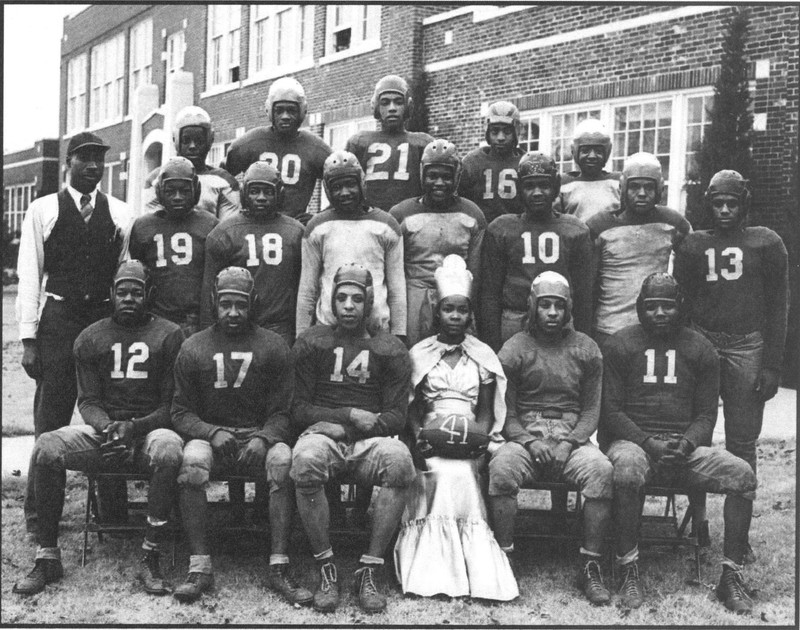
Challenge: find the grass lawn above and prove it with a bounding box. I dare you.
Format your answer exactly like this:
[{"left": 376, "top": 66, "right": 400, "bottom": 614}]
[{"left": 0, "top": 438, "right": 794, "bottom": 625}]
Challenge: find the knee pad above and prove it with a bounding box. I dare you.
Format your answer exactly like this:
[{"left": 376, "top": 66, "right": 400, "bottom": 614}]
[
  {"left": 177, "top": 444, "right": 211, "bottom": 488},
  {"left": 145, "top": 430, "right": 183, "bottom": 469},
  {"left": 32, "top": 433, "right": 65, "bottom": 469},
  {"left": 375, "top": 440, "right": 415, "bottom": 487}
]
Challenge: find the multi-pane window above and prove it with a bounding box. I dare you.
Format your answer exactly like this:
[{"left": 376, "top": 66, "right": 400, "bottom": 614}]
[
  {"left": 250, "top": 5, "right": 314, "bottom": 76},
  {"left": 129, "top": 19, "right": 153, "bottom": 110},
  {"left": 89, "top": 33, "right": 125, "bottom": 126},
  {"left": 67, "top": 54, "right": 87, "bottom": 133},
  {"left": 318, "top": 117, "right": 376, "bottom": 207},
  {"left": 550, "top": 109, "right": 601, "bottom": 173},
  {"left": 611, "top": 99, "right": 673, "bottom": 194},
  {"left": 207, "top": 5, "right": 242, "bottom": 88},
  {"left": 4, "top": 183, "right": 36, "bottom": 236},
  {"left": 209, "top": 142, "right": 232, "bottom": 169},
  {"left": 517, "top": 118, "right": 540, "bottom": 153},
  {"left": 684, "top": 94, "right": 713, "bottom": 185},
  {"left": 166, "top": 30, "right": 186, "bottom": 74},
  {"left": 324, "top": 5, "right": 380, "bottom": 57}
]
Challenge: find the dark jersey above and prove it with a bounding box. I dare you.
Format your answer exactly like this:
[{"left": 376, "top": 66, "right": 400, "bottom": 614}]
[
  {"left": 144, "top": 164, "right": 241, "bottom": 221},
  {"left": 200, "top": 212, "right": 304, "bottom": 328},
  {"left": 458, "top": 146, "right": 525, "bottom": 223},
  {"left": 292, "top": 325, "right": 412, "bottom": 442},
  {"left": 224, "top": 127, "right": 332, "bottom": 218},
  {"left": 346, "top": 129, "right": 433, "bottom": 212},
  {"left": 554, "top": 170, "right": 621, "bottom": 222},
  {"left": 171, "top": 323, "right": 293, "bottom": 446},
  {"left": 673, "top": 227, "right": 788, "bottom": 370},
  {"left": 73, "top": 315, "right": 184, "bottom": 435},
  {"left": 481, "top": 211, "right": 592, "bottom": 349},
  {"left": 128, "top": 209, "right": 219, "bottom": 325},
  {"left": 598, "top": 324, "right": 719, "bottom": 450}
]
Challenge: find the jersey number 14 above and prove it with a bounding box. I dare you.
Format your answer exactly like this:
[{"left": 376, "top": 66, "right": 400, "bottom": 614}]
[{"left": 330, "top": 348, "right": 371, "bottom": 384}]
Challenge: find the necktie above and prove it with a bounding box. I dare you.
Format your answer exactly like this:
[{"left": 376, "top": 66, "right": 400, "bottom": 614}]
[{"left": 79, "top": 194, "right": 93, "bottom": 222}]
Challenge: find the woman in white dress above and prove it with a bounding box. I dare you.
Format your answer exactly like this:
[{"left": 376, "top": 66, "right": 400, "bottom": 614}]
[{"left": 394, "top": 255, "right": 519, "bottom": 601}]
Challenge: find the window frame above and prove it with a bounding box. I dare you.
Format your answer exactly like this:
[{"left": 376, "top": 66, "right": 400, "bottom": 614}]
[
  {"left": 247, "top": 5, "right": 315, "bottom": 83},
  {"left": 166, "top": 30, "right": 186, "bottom": 75},
  {"left": 320, "top": 5, "right": 381, "bottom": 65},
  {"left": 89, "top": 32, "right": 126, "bottom": 128},
  {"left": 66, "top": 53, "right": 88, "bottom": 134},
  {"left": 128, "top": 19, "right": 153, "bottom": 112},
  {"left": 205, "top": 5, "right": 243, "bottom": 93},
  {"left": 4, "top": 182, "right": 36, "bottom": 236}
]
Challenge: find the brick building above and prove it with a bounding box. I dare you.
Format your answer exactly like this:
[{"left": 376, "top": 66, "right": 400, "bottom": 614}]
[{"left": 2, "top": 139, "right": 60, "bottom": 237}]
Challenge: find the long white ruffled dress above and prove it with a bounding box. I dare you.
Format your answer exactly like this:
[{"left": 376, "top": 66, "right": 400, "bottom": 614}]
[{"left": 393, "top": 349, "right": 519, "bottom": 601}]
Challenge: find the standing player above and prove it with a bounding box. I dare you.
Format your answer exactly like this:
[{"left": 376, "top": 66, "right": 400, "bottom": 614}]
[
  {"left": 599, "top": 273, "right": 757, "bottom": 613},
  {"left": 143, "top": 106, "right": 240, "bottom": 221},
  {"left": 480, "top": 151, "right": 592, "bottom": 351},
  {"left": 13, "top": 261, "right": 185, "bottom": 596},
  {"left": 390, "top": 139, "right": 486, "bottom": 346},
  {"left": 171, "top": 267, "right": 307, "bottom": 605},
  {"left": 291, "top": 265, "right": 415, "bottom": 614},
  {"left": 296, "top": 151, "right": 406, "bottom": 339},
  {"left": 554, "top": 119, "right": 621, "bottom": 222},
  {"left": 201, "top": 162, "right": 304, "bottom": 345},
  {"left": 345, "top": 75, "right": 433, "bottom": 211},
  {"left": 16, "top": 131, "right": 132, "bottom": 532},
  {"left": 224, "top": 77, "right": 332, "bottom": 223},
  {"left": 587, "top": 152, "right": 691, "bottom": 348},
  {"left": 458, "top": 101, "right": 525, "bottom": 224},
  {"left": 129, "top": 157, "right": 218, "bottom": 338}
]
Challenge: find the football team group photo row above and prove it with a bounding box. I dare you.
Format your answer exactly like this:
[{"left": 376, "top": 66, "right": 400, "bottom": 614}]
[{"left": 13, "top": 71, "right": 787, "bottom": 617}]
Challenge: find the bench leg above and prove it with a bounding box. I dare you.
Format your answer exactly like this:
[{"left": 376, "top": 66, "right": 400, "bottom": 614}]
[{"left": 82, "top": 477, "right": 95, "bottom": 567}]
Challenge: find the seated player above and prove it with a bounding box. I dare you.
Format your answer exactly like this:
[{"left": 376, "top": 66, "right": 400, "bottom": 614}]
[
  {"left": 346, "top": 74, "right": 433, "bottom": 212},
  {"left": 291, "top": 265, "right": 415, "bottom": 613},
  {"left": 171, "top": 267, "right": 306, "bottom": 605},
  {"left": 129, "top": 157, "right": 219, "bottom": 337},
  {"left": 13, "top": 261, "right": 185, "bottom": 596},
  {"left": 599, "top": 273, "right": 758, "bottom": 613},
  {"left": 488, "top": 272, "right": 612, "bottom": 605}
]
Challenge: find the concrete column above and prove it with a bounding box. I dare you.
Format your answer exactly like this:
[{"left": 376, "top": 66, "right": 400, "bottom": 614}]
[
  {"left": 163, "top": 70, "right": 196, "bottom": 164},
  {"left": 128, "top": 84, "right": 160, "bottom": 213}
]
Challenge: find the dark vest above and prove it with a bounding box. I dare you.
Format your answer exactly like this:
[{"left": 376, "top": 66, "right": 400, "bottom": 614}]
[{"left": 44, "top": 190, "right": 123, "bottom": 303}]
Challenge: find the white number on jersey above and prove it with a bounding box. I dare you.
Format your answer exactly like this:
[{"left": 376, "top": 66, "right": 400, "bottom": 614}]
[
  {"left": 258, "top": 152, "right": 301, "bottom": 185},
  {"left": 213, "top": 351, "right": 253, "bottom": 389},
  {"left": 365, "top": 142, "right": 410, "bottom": 182},
  {"left": 153, "top": 232, "right": 193, "bottom": 267},
  {"left": 704, "top": 247, "right": 744, "bottom": 281},
  {"left": 521, "top": 231, "right": 560, "bottom": 264},
  {"left": 330, "top": 347, "right": 371, "bottom": 384},
  {"left": 110, "top": 342, "right": 149, "bottom": 379},
  {"left": 643, "top": 348, "right": 677, "bottom": 384},
  {"left": 245, "top": 233, "right": 284, "bottom": 266},
  {"left": 482, "top": 168, "right": 517, "bottom": 200},
  {"left": 438, "top": 414, "right": 469, "bottom": 445}
]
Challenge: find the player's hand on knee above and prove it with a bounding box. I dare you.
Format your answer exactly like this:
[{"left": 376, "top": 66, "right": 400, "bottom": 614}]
[
  {"left": 300, "top": 421, "right": 347, "bottom": 441},
  {"left": 659, "top": 438, "right": 692, "bottom": 468},
  {"left": 527, "top": 440, "right": 554, "bottom": 467},
  {"left": 755, "top": 367, "right": 780, "bottom": 402},
  {"left": 552, "top": 441, "right": 573, "bottom": 476},
  {"left": 643, "top": 436, "right": 670, "bottom": 462},
  {"left": 238, "top": 437, "right": 268, "bottom": 469},
  {"left": 349, "top": 408, "right": 379, "bottom": 434},
  {"left": 101, "top": 421, "right": 135, "bottom": 462},
  {"left": 210, "top": 430, "right": 238, "bottom": 459},
  {"left": 21, "top": 339, "right": 42, "bottom": 380}
]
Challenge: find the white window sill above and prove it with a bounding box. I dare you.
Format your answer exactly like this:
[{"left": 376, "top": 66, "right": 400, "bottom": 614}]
[
  {"left": 242, "top": 58, "right": 315, "bottom": 87},
  {"left": 200, "top": 81, "right": 242, "bottom": 99},
  {"left": 319, "top": 39, "right": 382, "bottom": 66},
  {"left": 472, "top": 6, "right": 529, "bottom": 23}
]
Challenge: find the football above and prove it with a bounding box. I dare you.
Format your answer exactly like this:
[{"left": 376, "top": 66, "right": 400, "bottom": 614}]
[{"left": 419, "top": 413, "right": 491, "bottom": 459}]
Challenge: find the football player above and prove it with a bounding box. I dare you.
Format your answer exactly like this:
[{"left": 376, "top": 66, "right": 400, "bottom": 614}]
[
  {"left": 143, "top": 106, "right": 240, "bottom": 221},
  {"left": 554, "top": 119, "right": 621, "bottom": 222},
  {"left": 291, "top": 264, "right": 415, "bottom": 613},
  {"left": 599, "top": 273, "right": 757, "bottom": 613},
  {"left": 129, "top": 157, "right": 218, "bottom": 338},
  {"left": 480, "top": 151, "right": 592, "bottom": 351},
  {"left": 171, "top": 267, "right": 306, "bottom": 605},
  {"left": 296, "top": 151, "right": 406, "bottom": 339},
  {"left": 458, "top": 101, "right": 525, "bottom": 223},
  {"left": 346, "top": 75, "right": 433, "bottom": 211},
  {"left": 224, "top": 78, "right": 332, "bottom": 223},
  {"left": 587, "top": 152, "right": 691, "bottom": 349},
  {"left": 13, "top": 261, "right": 185, "bottom": 597},
  {"left": 390, "top": 139, "right": 486, "bottom": 346},
  {"left": 201, "top": 161, "right": 303, "bottom": 345},
  {"left": 489, "top": 272, "right": 612, "bottom": 605}
]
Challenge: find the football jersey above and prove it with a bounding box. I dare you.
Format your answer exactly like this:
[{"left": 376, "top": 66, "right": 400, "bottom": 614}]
[
  {"left": 296, "top": 207, "right": 406, "bottom": 336},
  {"left": 171, "top": 323, "right": 293, "bottom": 445},
  {"left": 201, "top": 212, "right": 304, "bottom": 329},
  {"left": 143, "top": 164, "right": 241, "bottom": 221},
  {"left": 292, "top": 325, "right": 412, "bottom": 441},
  {"left": 555, "top": 171, "right": 621, "bottom": 222},
  {"left": 346, "top": 129, "right": 433, "bottom": 212},
  {"left": 73, "top": 315, "right": 184, "bottom": 433},
  {"left": 587, "top": 206, "right": 691, "bottom": 336},
  {"left": 673, "top": 226, "right": 788, "bottom": 369},
  {"left": 598, "top": 324, "right": 719, "bottom": 450},
  {"left": 458, "top": 146, "right": 525, "bottom": 223},
  {"left": 481, "top": 211, "right": 592, "bottom": 348},
  {"left": 224, "top": 127, "right": 332, "bottom": 218},
  {"left": 128, "top": 209, "right": 219, "bottom": 325}
]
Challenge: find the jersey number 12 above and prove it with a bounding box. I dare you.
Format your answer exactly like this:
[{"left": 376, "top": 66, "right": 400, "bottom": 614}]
[{"left": 110, "top": 342, "right": 149, "bottom": 379}]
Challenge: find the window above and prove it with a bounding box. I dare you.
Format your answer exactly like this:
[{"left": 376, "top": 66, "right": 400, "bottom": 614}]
[
  {"left": 90, "top": 33, "right": 125, "bottom": 126},
  {"left": 522, "top": 88, "right": 713, "bottom": 210},
  {"left": 319, "top": 117, "right": 376, "bottom": 207},
  {"left": 4, "top": 183, "right": 36, "bottom": 236},
  {"left": 209, "top": 141, "right": 232, "bottom": 169},
  {"left": 250, "top": 5, "right": 314, "bottom": 78},
  {"left": 517, "top": 118, "right": 540, "bottom": 153},
  {"left": 323, "top": 5, "right": 380, "bottom": 60},
  {"left": 207, "top": 5, "right": 242, "bottom": 89},
  {"left": 166, "top": 30, "right": 185, "bottom": 74},
  {"left": 66, "top": 54, "right": 88, "bottom": 133},
  {"left": 129, "top": 19, "right": 153, "bottom": 111}
]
